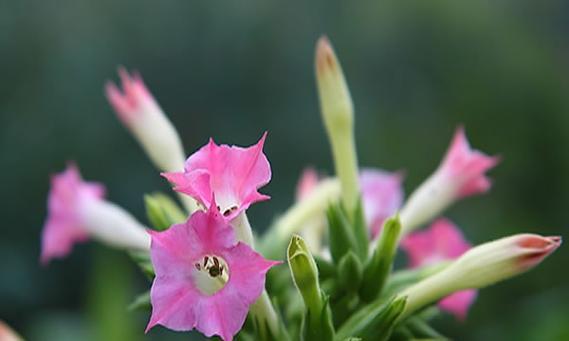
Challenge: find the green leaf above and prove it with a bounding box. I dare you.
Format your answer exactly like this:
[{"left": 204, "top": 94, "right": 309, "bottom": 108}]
[
  {"left": 326, "top": 204, "right": 358, "bottom": 264},
  {"left": 337, "top": 251, "right": 363, "bottom": 294},
  {"left": 360, "top": 214, "right": 402, "bottom": 302},
  {"left": 128, "top": 291, "right": 151, "bottom": 311},
  {"left": 144, "top": 193, "right": 186, "bottom": 231},
  {"left": 314, "top": 256, "right": 337, "bottom": 280},
  {"left": 335, "top": 296, "right": 407, "bottom": 341}
]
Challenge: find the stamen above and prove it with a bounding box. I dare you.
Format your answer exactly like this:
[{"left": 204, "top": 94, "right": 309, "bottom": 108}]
[
  {"left": 193, "top": 254, "right": 230, "bottom": 296},
  {"left": 223, "top": 206, "right": 238, "bottom": 217}
]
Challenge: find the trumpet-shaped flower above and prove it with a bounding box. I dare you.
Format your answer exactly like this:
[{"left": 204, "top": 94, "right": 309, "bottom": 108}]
[
  {"left": 162, "top": 133, "right": 271, "bottom": 220},
  {"left": 146, "top": 206, "right": 280, "bottom": 341},
  {"left": 400, "top": 233, "right": 561, "bottom": 319},
  {"left": 360, "top": 169, "right": 404, "bottom": 238},
  {"left": 400, "top": 127, "right": 499, "bottom": 233},
  {"left": 293, "top": 168, "right": 403, "bottom": 241},
  {"left": 40, "top": 164, "right": 150, "bottom": 264},
  {"left": 105, "top": 68, "right": 187, "bottom": 173},
  {"left": 401, "top": 218, "right": 477, "bottom": 320}
]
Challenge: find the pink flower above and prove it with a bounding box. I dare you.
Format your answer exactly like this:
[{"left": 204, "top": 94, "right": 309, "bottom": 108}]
[
  {"left": 162, "top": 133, "right": 271, "bottom": 220},
  {"left": 40, "top": 164, "right": 106, "bottom": 264},
  {"left": 439, "top": 126, "right": 500, "bottom": 198},
  {"left": 293, "top": 167, "right": 404, "bottom": 240},
  {"left": 105, "top": 67, "right": 156, "bottom": 125},
  {"left": 400, "top": 127, "right": 499, "bottom": 233},
  {"left": 401, "top": 218, "right": 477, "bottom": 320},
  {"left": 360, "top": 169, "right": 404, "bottom": 238},
  {"left": 105, "top": 68, "right": 189, "bottom": 176},
  {"left": 146, "top": 205, "right": 280, "bottom": 341},
  {"left": 41, "top": 164, "right": 150, "bottom": 265}
]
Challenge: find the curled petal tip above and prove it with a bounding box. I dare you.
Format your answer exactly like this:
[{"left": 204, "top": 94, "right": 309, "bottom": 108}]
[{"left": 316, "top": 36, "right": 337, "bottom": 74}]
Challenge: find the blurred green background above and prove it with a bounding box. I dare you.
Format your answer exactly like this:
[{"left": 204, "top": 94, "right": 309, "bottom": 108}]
[{"left": 1, "top": 0, "right": 568, "bottom": 340}]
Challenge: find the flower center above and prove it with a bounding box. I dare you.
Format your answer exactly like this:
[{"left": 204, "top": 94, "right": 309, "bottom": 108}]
[{"left": 193, "top": 254, "right": 230, "bottom": 295}]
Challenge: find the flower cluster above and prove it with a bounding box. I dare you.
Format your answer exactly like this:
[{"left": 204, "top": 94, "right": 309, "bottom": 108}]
[{"left": 40, "top": 36, "right": 561, "bottom": 340}]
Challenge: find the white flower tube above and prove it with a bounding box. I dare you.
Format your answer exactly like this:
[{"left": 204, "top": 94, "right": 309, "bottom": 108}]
[
  {"left": 399, "top": 233, "right": 561, "bottom": 319},
  {"left": 80, "top": 199, "right": 150, "bottom": 251},
  {"left": 40, "top": 164, "right": 150, "bottom": 264}
]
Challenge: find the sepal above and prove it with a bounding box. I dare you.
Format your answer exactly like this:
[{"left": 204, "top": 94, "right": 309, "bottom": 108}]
[
  {"left": 144, "top": 192, "right": 186, "bottom": 231},
  {"left": 360, "top": 214, "right": 402, "bottom": 301}
]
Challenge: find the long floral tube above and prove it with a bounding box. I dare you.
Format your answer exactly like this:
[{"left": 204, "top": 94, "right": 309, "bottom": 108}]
[
  {"left": 80, "top": 199, "right": 150, "bottom": 251},
  {"left": 398, "top": 234, "right": 561, "bottom": 319}
]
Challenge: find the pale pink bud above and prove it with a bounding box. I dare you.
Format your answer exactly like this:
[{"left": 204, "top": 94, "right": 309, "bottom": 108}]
[
  {"left": 105, "top": 68, "right": 186, "bottom": 173},
  {"left": 400, "top": 127, "right": 499, "bottom": 233},
  {"left": 400, "top": 233, "right": 561, "bottom": 318}
]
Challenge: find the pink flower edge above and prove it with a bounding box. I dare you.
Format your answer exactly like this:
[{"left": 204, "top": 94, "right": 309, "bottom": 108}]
[
  {"left": 105, "top": 67, "right": 154, "bottom": 125},
  {"left": 40, "top": 163, "right": 106, "bottom": 265},
  {"left": 440, "top": 126, "right": 500, "bottom": 198}
]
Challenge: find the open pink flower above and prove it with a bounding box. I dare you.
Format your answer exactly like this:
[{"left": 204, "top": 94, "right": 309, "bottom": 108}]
[
  {"left": 294, "top": 167, "right": 404, "bottom": 239},
  {"left": 40, "top": 164, "right": 106, "bottom": 264},
  {"left": 105, "top": 68, "right": 188, "bottom": 175},
  {"left": 105, "top": 67, "right": 156, "bottom": 125},
  {"left": 360, "top": 169, "right": 404, "bottom": 238},
  {"left": 401, "top": 218, "right": 477, "bottom": 320},
  {"left": 400, "top": 127, "right": 499, "bottom": 233},
  {"left": 439, "top": 126, "right": 500, "bottom": 198},
  {"left": 162, "top": 133, "right": 271, "bottom": 220},
  {"left": 41, "top": 164, "right": 150, "bottom": 265},
  {"left": 146, "top": 205, "right": 280, "bottom": 340}
]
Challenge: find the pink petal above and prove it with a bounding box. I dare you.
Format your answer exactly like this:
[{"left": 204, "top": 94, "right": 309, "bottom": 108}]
[
  {"left": 359, "top": 169, "right": 404, "bottom": 238},
  {"left": 401, "top": 218, "right": 478, "bottom": 319},
  {"left": 164, "top": 133, "right": 271, "bottom": 220},
  {"left": 40, "top": 164, "right": 106, "bottom": 265},
  {"left": 401, "top": 218, "right": 471, "bottom": 268},
  {"left": 440, "top": 127, "right": 500, "bottom": 198},
  {"left": 438, "top": 289, "right": 478, "bottom": 321},
  {"left": 105, "top": 67, "right": 154, "bottom": 125}
]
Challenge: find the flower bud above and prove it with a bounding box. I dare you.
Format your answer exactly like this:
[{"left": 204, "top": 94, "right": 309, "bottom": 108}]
[
  {"left": 288, "top": 234, "right": 323, "bottom": 313},
  {"left": 105, "top": 68, "right": 198, "bottom": 213},
  {"left": 288, "top": 234, "right": 335, "bottom": 340},
  {"left": 400, "top": 127, "right": 499, "bottom": 234},
  {"left": 399, "top": 233, "right": 561, "bottom": 318},
  {"left": 315, "top": 37, "right": 360, "bottom": 214},
  {"left": 360, "top": 214, "right": 402, "bottom": 301}
]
